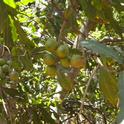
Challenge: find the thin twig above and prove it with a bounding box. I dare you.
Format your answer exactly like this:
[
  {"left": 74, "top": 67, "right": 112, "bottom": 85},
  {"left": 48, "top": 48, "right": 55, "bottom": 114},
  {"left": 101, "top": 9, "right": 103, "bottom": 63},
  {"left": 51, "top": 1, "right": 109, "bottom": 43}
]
[
  {"left": 0, "top": 86, "right": 12, "bottom": 123},
  {"left": 73, "top": 36, "right": 79, "bottom": 48},
  {"left": 58, "top": 20, "right": 67, "bottom": 42},
  {"left": 61, "top": 115, "right": 75, "bottom": 123},
  {"left": 81, "top": 113, "right": 94, "bottom": 124},
  {"left": 79, "top": 65, "right": 99, "bottom": 113},
  {"left": 0, "top": 86, "right": 8, "bottom": 116},
  {"left": 0, "top": 45, "right": 5, "bottom": 57},
  {"left": 3, "top": 45, "right": 11, "bottom": 55},
  {"left": 63, "top": 37, "right": 74, "bottom": 46},
  {"left": 100, "top": 38, "right": 123, "bottom": 44}
]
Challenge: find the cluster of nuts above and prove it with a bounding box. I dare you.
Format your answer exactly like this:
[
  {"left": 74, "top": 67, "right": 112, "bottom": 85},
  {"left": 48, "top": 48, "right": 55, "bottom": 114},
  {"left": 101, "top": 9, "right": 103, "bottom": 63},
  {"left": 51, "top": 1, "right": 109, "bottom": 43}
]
[
  {"left": 0, "top": 58, "right": 19, "bottom": 84},
  {"left": 43, "top": 38, "right": 85, "bottom": 77}
]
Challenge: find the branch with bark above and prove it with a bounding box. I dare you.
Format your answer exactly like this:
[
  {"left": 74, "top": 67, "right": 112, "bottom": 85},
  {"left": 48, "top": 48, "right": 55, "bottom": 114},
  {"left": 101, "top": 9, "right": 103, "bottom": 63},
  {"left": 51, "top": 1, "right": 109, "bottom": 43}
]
[
  {"left": 68, "top": 19, "right": 96, "bottom": 83},
  {"left": 100, "top": 37, "right": 123, "bottom": 44}
]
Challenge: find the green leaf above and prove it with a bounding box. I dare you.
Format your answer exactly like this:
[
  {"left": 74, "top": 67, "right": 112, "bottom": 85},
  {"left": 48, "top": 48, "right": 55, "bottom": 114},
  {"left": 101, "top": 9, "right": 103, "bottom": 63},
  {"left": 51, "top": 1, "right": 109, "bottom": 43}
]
[
  {"left": 19, "top": 53, "right": 33, "bottom": 71},
  {"left": 32, "top": 109, "right": 41, "bottom": 124},
  {"left": 78, "top": 0, "right": 96, "bottom": 18},
  {"left": 11, "top": 57, "right": 22, "bottom": 71},
  {"left": 99, "top": 66, "right": 118, "bottom": 106},
  {"left": 41, "top": 108, "right": 56, "bottom": 124},
  {"left": 3, "top": 0, "right": 16, "bottom": 8},
  {"left": 57, "top": 68, "right": 74, "bottom": 92},
  {"left": 110, "top": 20, "right": 123, "bottom": 38},
  {"left": 31, "top": 47, "right": 45, "bottom": 55},
  {"left": 63, "top": 7, "right": 79, "bottom": 34},
  {"left": 91, "top": 0, "right": 102, "bottom": 10},
  {"left": 80, "top": 40, "right": 124, "bottom": 64},
  {"left": 3, "top": 87, "right": 21, "bottom": 97},
  {"left": 78, "top": 0, "right": 88, "bottom": 11},
  {"left": 18, "top": 0, "right": 35, "bottom": 5},
  {"left": 0, "top": 3, "right": 14, "bottom": 47},
  {"left": 3, "top": 17, "right": 14, "bottom": 48},
  {"left": 117, "top": 71, "right": 124, "bottom": 124},
  {"left": 0, "top": 2, "right": 8, "bottom": 33},
  {"left": 103, "top": 6, "right": 122, "bottom": 37},
  {"left": 31, "top": 47, "right": 45, "bottom": 60},
  {"left": 13, "top": 19, "right": 35, "bottom": 49},
  {"left": 112, "top": 0, "right": 124, "bottom": 11},
  {"left": 9, "top": 15, "right": 18, "bottom": 42}
]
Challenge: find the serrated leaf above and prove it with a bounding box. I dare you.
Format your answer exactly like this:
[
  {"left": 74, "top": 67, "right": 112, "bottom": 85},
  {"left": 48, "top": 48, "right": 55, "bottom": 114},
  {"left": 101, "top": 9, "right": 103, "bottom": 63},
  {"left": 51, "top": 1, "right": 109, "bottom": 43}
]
[
  {"left": 99, "top": 66, "right": 118, "bottom": 106},
  {"left": 3, "top": 0, "right": 16, "bottom": 8},
  {"left": 80, "top": 40, "right": 124, "bottom": 64},
  {"left": 117, "top": 71, "right": 124, "bottom": 124}
]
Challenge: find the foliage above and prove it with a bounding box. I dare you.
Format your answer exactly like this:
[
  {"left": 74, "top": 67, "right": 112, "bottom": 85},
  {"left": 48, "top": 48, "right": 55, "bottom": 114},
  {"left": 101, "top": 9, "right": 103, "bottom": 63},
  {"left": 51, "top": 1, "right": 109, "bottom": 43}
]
[{"left": 0, "top": 0, "right": 124, "bottom": 123}]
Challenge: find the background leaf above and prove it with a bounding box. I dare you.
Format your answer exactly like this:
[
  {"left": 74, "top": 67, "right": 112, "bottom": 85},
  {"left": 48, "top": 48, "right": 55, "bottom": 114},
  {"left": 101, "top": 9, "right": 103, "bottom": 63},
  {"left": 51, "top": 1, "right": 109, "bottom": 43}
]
[
  {"left": 14, "top": 19, "right": 35, "bottom": 49},
  {"left": 57, "top": 68, "right": 74, "bottom": 92},
  {"left": 9, "top": 16, "right": 18, "bottom": 42},
  {"left": 19, "top": 53, "right": 33, "bottom": 71},
  {"left": 80, "top": 40, "right": 124, "bottom": 64},
  {"left": 117, "top": 71, "right": 124, "bottom": 124},
  {"left": 19, "top": 0, "right": 35, "bottom": 5},
  {"left": 99, "top": 66, "right": 118, "bottom": 106},
  {"left": 3, "top": 0, "right": 16, "bottom": 8}
]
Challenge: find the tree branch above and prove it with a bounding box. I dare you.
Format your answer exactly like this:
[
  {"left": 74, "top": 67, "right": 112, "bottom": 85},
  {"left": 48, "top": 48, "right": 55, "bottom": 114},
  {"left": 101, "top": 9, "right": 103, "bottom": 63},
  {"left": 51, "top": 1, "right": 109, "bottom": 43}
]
[
  {"left": 63, "top": 37, "right": 74, "bottom": 46},
  {"left": 67, "top": 20, "right": 97, "bottom": 94},
  {"left": 78, "top": 20, "right": 96, "bottom": 41},
  {"left": 79, "top": 65, "right": 99, "bottom": 113},
  {"left": 58, "top": 20, "right": 67, "bottom": 42},
  {"left": 100, "top": 37, "right": 123, "bottom": 44}
]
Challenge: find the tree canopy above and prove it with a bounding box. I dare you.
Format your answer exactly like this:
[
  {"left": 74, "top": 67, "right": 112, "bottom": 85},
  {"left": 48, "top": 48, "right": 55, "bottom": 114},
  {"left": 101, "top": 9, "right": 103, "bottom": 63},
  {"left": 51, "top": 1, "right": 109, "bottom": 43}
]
[{"left": 0, "top": 0, "right": 124, "bottom": 124}]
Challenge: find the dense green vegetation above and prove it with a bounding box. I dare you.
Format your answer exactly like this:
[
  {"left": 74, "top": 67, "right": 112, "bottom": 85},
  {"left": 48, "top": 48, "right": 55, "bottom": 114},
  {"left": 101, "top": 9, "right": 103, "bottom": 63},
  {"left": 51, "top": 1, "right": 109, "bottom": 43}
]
[{"left": 0, "top": 0, "right": 124, "bottom": 123}]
